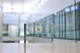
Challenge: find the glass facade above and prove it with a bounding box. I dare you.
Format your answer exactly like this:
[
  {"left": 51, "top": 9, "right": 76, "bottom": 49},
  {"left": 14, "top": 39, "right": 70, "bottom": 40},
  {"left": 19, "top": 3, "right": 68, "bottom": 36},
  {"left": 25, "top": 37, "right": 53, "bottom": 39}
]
[
  {"left": 34, "top": 2, "right": 80, "bottom": 40},
  {"left": 25, "top": 23, "right": 52, "bottom": 38}
]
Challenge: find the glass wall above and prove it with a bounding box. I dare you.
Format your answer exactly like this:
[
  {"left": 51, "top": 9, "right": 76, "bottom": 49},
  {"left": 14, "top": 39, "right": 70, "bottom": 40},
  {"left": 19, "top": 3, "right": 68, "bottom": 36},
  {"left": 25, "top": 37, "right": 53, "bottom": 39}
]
[
  {"left": 3, "top": 13, "right": 27, "bottom": 37},
  {"left": 34, "top": 2, "right": 80, "bottom": 40}
]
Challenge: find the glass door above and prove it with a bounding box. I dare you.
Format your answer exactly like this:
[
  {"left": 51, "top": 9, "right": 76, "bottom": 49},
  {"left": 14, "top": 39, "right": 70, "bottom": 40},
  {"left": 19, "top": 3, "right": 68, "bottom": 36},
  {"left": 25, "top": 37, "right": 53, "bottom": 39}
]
[{"left": 24, "top": 22, "right": 53, "bottom": 43}]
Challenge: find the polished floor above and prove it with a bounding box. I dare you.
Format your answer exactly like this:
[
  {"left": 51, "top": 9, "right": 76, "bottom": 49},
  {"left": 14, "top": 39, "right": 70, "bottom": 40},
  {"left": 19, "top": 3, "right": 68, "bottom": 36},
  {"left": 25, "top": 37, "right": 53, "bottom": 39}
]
[{"left": 0, "top": 43, "right": 80, "bottom": 53}]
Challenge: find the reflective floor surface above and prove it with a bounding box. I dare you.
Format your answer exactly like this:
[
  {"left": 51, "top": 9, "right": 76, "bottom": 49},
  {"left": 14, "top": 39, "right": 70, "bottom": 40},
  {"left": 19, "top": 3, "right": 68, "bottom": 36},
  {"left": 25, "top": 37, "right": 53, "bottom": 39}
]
[{"left": 0, "top": 43, "right": 80, "bottom": 53}]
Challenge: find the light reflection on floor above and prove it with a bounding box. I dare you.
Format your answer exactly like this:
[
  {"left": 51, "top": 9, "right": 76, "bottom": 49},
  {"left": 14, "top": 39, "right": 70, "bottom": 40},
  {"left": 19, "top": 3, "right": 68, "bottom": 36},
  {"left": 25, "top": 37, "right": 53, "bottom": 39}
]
[{"left": 0, "top": 43, "right": 80, "bottom": 53}]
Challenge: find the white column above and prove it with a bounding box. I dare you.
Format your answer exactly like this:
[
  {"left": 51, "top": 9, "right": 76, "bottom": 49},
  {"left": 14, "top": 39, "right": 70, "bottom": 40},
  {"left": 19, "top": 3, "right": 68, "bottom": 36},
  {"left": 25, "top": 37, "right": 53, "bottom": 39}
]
[{"left": 0, "top": 11, "right": 3, "bottom": 43}]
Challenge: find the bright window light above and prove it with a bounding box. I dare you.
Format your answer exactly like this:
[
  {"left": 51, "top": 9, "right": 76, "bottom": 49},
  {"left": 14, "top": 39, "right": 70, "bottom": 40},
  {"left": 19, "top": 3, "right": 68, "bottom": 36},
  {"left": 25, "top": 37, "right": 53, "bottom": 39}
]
[
  {"left": 41, "top": 0, "right": 44, "bottom": 5},
  {"left": 23, "top": 9, "right": 31, "bottom": 13},
  {"left": 65, "top": 8, "right": 70, "bottom": 12},
  {"left": 45, "top": 0, "right": 48, "bottom": 2},
  {"left": 34, "top": 6, "right": 37, "bottom": 10},
  {"left": 3, "top": 2, "right": 12, "bottom": 8},
  {"left": 20, "top": 40, "right": 24, "bottom": 43},
  {"left": 27, "top": 31, "right": 29, "bottom": 34},
  {"left": 0, "top": 7, "right": 1, "bottom": 11},
  {"left": 37, "top": 3, "right": 40, "bottom": 8},
  {"left": 23, "top": 4, "right": 31, "bottom": 8},
  {"left": 54, "top": 13, "right": 57, "bottom": 15},
  {"left": 71, "top": 6, "right": 78, "bottom": 11},
  {"left": 20, "top": 31, "right": 24, "bottom": 36},
  {"left": 13, "top": 4, "right": 22, "bottom": 8},
  {"left": 13, "top": 8, "right": 22, "bottom": 13},
  {"left": 20, "top": 40, "right": 28, "bottom": 43},
  {"left": 3, "top": 8, "right": 12, "bottom": 13}
]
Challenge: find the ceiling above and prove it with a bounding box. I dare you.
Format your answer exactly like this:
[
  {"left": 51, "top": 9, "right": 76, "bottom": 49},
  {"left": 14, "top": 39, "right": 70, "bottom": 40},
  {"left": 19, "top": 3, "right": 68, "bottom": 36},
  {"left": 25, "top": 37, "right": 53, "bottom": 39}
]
[{"left": 0, "top": 0, "right": 40, "bottom": 9}]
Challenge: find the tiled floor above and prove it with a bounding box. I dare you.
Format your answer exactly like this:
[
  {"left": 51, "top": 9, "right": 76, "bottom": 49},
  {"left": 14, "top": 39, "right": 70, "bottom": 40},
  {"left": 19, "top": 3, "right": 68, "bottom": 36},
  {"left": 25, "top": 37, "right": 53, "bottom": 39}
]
[{"left": 0, "top": 43, "right": 80, "bottom": 53}]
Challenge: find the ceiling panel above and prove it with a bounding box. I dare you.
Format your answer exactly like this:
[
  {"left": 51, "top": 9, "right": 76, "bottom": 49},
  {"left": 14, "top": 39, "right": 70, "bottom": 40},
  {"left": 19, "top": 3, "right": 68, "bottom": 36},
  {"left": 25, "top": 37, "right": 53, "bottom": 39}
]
[{"left": 1, "top": 0, "right": 40, "bottom": 9}]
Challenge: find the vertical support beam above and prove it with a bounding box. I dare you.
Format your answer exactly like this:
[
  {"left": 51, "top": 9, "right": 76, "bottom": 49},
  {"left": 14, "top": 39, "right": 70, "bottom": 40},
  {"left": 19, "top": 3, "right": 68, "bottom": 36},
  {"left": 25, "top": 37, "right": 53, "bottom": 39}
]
[
  {"left": 18, "top": 14, "right": 20, "bottom": 36},
  {"left": 24, "top": 24, "right": 26, "bottom": 53},
  {"left": 33, "top": 23, "right": 35, "bottom": 36},
  {"left": 59, "top": 12, "right": 60, "bottom": 38},
  {"left": 0, "top": 12, "right": 3, "bottom": 43},
  {"left": 73, "top": 0, "right": 77, "bottom": 43},
  {"left": 51, "top": 23, "right": 53, "bottom": 42},
  {"left": 64, "top": 9, "right": 66, "bottom": 39},
  {"left": 24, "top": 24, "right": 26, "bottom": 44}
]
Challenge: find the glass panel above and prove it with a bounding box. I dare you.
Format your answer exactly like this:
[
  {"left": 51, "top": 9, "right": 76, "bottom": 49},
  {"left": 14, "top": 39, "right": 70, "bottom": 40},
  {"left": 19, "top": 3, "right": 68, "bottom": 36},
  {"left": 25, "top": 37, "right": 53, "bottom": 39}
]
[
  {"left": 55, "top": 12, "right": 59, "bottom": 38},
  {"left": 60, "top": 16, "right": 63, "bottom": 31},
  {"left": 66, "top": 31, "right": 74, "bottom": 39},
  {"left": 66, "top": 11, "right": 74, "bottom": 30},
  {"left": 65, "top": 7, "right": 70, "bottom": 12},
  {"left": 26, "top": 23, "right": 52, "bottom": 38},
  {"left": 3, "top": 24, "right": 18, "bottom": 37},
  {"left": 52, "top": 14, "right": 55, "bottom": 38},
  {"left": 76, "top": 30, "right": 80, "bottom": 39},
  {"left": 63, "top": 31, "right": 66, "bottom": 38},
  {"left": 44, "top": 17, "right": 48, "bottom": 22},
  {"left": 60, "top": 32, "right": 63, "bottom": 38},
  {"left": 63, "top": 13, "right": 66, "bottom": 31},
  {"left": 3, "top": 14, "right": 19, "bottom": 37},
  {"left": 76, "top": 3, "right": 80, "bottom": 30},
  {"left": 48, "top": 15, "right": 52, "bottom": 22},
  {"left": 76, "top": 0, "right": 80, "bottom": 40}
]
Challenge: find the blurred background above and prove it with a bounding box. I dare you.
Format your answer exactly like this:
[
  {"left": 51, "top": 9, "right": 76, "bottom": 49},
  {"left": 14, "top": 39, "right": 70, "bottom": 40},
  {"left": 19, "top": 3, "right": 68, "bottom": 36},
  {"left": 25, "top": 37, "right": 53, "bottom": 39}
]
[{"left": 0, "top": 0, "right": 80, "bottom": 43}]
